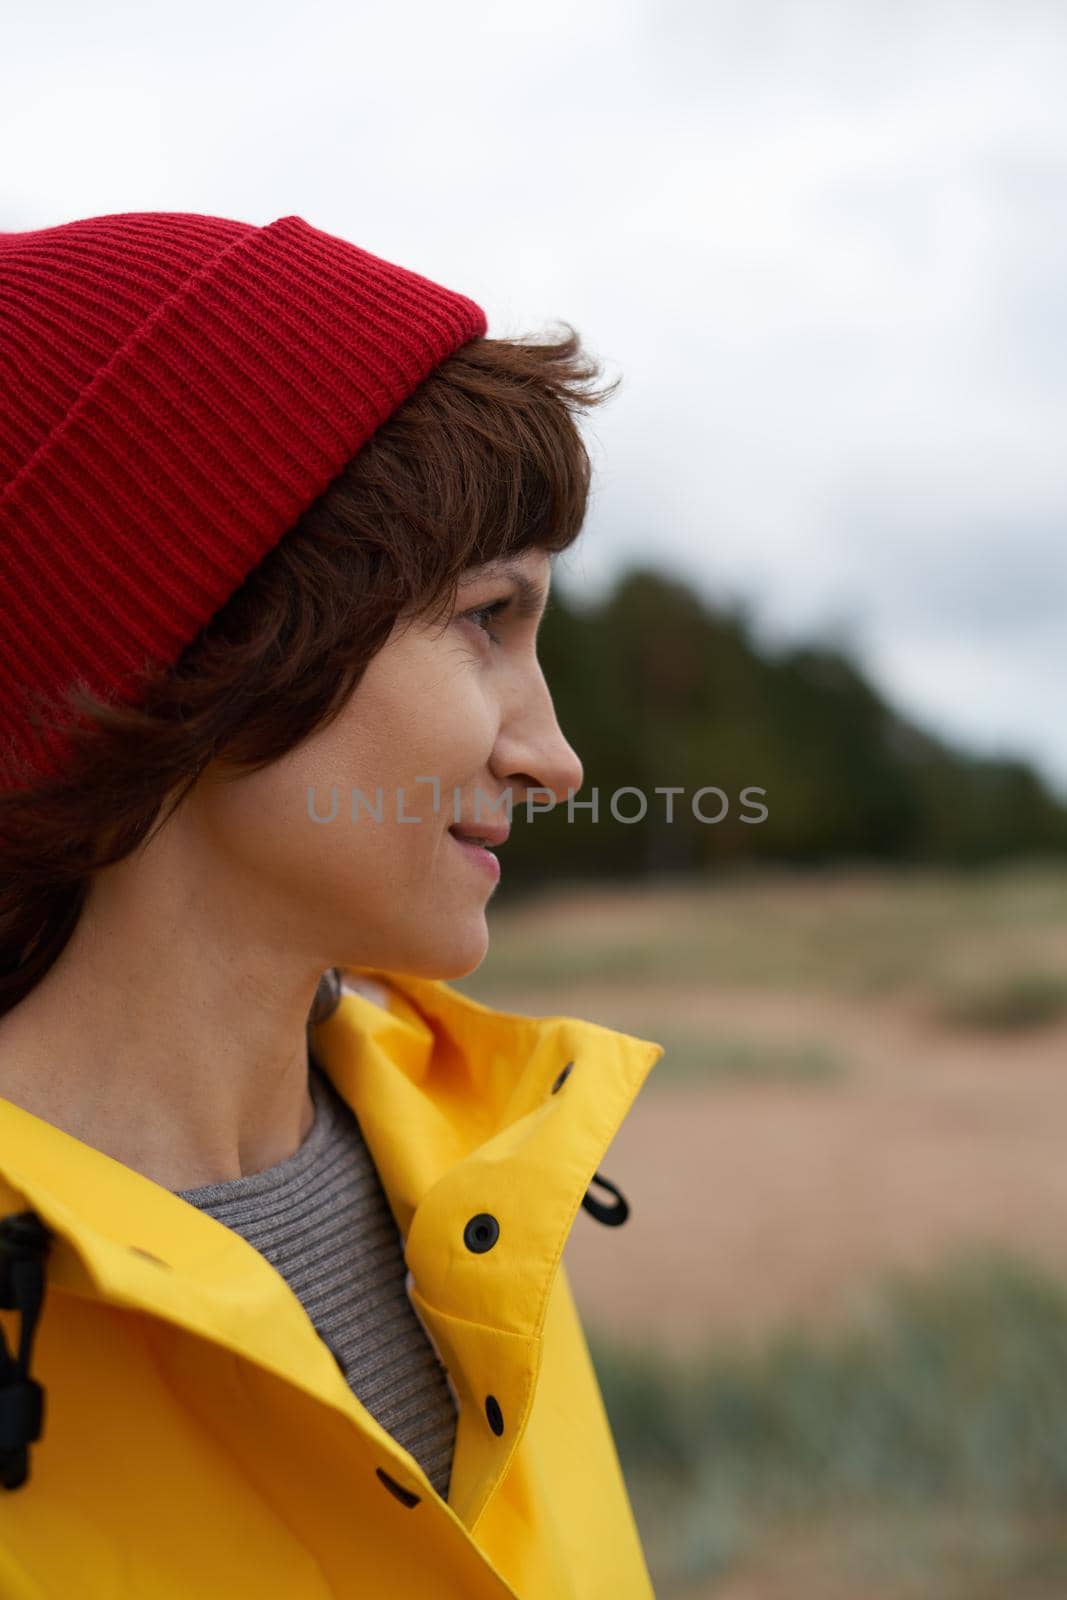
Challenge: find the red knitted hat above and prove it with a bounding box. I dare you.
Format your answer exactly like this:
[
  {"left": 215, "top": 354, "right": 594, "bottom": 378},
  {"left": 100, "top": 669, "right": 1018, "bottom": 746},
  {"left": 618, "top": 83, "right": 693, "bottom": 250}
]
[{"left": 0, "top": 210, "right": 488, "bottom": 794}]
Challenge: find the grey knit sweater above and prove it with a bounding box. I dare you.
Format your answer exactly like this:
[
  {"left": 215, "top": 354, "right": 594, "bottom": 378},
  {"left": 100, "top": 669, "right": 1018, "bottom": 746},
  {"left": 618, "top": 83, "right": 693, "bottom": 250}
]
[{"left": 174, "top": 1052, "right": 458, "bottom": 1500}]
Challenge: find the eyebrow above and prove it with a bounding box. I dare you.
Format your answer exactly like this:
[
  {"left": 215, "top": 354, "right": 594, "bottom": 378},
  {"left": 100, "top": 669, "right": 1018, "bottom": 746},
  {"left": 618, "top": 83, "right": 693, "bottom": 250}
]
[{"left": 461, "top": 560, "right": 551, "bottom": 622}]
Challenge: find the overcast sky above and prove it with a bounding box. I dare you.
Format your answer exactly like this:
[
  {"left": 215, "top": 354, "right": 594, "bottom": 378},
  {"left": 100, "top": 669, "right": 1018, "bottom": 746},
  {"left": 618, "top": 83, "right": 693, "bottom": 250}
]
[{"left": 4, "top": 0, "right": 1065, "bottom": 799}]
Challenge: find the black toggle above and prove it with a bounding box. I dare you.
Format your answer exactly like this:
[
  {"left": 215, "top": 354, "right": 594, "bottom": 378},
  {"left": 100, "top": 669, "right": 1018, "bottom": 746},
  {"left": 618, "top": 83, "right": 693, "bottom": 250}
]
[
  {"left": 580, "top": 1170, "right": 630, "bottom": 1227},
  {"left": 0, "top": 1211, "right": 54, "bottom": 1491}
]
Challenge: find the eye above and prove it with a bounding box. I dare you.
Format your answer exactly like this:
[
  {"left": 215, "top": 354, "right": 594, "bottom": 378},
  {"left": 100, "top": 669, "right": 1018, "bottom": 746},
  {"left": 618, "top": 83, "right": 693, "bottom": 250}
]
[{"left": 461, "top": 596, "right": 510, "bottom": 645}]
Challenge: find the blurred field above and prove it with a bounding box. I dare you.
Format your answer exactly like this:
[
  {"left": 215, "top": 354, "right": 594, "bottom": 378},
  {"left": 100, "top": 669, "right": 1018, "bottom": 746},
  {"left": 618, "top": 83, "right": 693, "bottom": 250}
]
[{"left": 458, "top": 859, "right": 1067, "bottom": 1597}]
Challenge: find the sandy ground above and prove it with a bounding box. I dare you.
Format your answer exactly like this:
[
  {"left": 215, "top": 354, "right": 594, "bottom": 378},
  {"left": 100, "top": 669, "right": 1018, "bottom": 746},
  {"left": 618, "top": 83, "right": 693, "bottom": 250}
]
[
  {"left": 558, "top": 983, "right": 1067, "bottom": 1354},
  {"left": 478, "top": 873, "right": 1067, "bottom": 1595}
]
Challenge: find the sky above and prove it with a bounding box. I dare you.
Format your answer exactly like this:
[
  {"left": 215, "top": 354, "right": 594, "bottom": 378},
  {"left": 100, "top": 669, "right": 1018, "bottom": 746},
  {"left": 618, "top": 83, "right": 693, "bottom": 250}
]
[{"left": 3, "top": 0, "right": 1065, "bottom": 800}]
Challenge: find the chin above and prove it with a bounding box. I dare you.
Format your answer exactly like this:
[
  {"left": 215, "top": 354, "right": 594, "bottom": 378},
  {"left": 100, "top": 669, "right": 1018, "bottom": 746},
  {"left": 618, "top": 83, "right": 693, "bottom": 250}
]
[
  {"left": 385, "top": 920, "right": 490, "bottom": 984},
  {"left": 364, "top": 921, "right": 489, "bottom": 979}
]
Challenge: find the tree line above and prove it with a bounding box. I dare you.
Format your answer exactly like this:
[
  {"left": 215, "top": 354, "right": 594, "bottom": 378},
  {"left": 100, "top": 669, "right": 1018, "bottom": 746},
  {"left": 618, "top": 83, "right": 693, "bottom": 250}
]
[{"left": 494, "top": 565, "right": 1067, "bottom": 890}]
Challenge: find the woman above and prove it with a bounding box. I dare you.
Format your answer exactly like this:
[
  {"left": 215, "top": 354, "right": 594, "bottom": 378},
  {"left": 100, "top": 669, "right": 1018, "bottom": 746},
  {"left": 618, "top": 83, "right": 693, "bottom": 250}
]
[{"left": 0, "top": 211, "right": 662, "bottom": 1598}]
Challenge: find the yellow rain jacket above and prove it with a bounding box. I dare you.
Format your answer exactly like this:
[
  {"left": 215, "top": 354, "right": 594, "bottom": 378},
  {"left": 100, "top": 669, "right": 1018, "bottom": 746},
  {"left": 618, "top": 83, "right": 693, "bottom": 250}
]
[{"left": 0, "top": 967, "right": 662, "bottom": 1598}]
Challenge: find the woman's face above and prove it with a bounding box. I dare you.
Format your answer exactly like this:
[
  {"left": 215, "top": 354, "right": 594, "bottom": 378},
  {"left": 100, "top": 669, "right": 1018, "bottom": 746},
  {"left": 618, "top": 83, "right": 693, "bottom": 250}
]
[{"left": 184, "top": 548, "right": 583, "bottom": 980}]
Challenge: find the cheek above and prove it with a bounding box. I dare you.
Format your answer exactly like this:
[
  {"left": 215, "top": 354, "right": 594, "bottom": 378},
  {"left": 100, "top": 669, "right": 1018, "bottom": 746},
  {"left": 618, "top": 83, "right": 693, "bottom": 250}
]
[
  {"left": 194, "top": 761, "right": 434, "bottom": 932},
  {"left": 194, "top": 762, "right": 336, "bottom": 887},
  {"left": 192, "top": 636, "right": 497, "bottom": 889},
  {"left": 355, "top": 657, "right": 497, "bottom": 801}
]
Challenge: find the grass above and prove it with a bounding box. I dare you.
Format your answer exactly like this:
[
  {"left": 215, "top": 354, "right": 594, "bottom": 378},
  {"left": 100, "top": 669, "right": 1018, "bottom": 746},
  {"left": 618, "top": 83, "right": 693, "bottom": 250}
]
[
  {"left": 466, "top": 858, "right": 1067, "bottom": 1007},
  {"left": 588, "top": 1248, "right": 1067, "bottom": 1596},
  {"left": 934, "top": 970, "right": 1067, "bottom": 1032},
  {"left": 623, "top": 1024, "right": 846, "bottom": 1085}
]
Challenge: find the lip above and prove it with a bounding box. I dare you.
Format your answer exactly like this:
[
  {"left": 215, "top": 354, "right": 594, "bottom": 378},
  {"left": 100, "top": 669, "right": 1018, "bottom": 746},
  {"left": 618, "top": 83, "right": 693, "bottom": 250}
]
[
  {"left": 448, "top": 822, "right": 511, "bottom": 848},
  {"left": 448, "top": 828, "right": 503, "bottom": 882}
]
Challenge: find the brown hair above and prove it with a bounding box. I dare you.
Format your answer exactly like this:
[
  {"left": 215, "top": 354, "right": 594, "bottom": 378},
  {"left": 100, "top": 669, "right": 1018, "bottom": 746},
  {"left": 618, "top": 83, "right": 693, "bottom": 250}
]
[{"left": 0, "top": 325, "right": 619, "bottom": 1017}]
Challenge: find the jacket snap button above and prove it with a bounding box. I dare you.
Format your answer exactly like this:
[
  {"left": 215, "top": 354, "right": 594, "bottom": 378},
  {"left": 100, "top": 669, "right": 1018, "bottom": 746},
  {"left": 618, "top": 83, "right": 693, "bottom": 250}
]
[
  {"left": 463, "top": 1213, "right": 499, "bottom": 1253},
  {"left": 550, "top": 1060, "right": 574, "bottom": 1094},
  {"left": 485, "top": 1395, "right": 504, "bottom": 1435},
  {"left": 375, "top": 1467, "right": 421, "bottom": 1507}
]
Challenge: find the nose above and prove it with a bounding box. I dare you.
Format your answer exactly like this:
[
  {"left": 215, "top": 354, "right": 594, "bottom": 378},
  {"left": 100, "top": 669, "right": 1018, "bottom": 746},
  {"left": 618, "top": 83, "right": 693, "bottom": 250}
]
[{"left": 490, "top": 660, "right": 584, "bottom": 808}]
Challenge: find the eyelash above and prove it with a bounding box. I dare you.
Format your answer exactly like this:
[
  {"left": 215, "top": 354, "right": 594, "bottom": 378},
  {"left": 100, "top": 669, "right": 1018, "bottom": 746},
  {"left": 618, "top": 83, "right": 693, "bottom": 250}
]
[{"left": 462, "top": 597, "right": 510, "bottom": 644}]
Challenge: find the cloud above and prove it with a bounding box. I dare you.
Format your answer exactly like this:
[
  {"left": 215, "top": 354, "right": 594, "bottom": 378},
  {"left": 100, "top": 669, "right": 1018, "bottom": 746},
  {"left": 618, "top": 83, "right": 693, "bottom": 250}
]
[{"left": 3, "top": 0, "right": 1065, "bottom": 798}]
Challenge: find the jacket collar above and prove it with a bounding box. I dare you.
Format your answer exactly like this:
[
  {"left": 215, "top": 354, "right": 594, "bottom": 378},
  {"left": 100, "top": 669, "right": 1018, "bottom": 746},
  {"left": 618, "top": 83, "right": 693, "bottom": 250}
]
[
  {"left": 0, "top": 968, "right": 662, "bottom": 1527},
  {"left": 331, "top": 970, "right": 663, "bottom": 1525}
]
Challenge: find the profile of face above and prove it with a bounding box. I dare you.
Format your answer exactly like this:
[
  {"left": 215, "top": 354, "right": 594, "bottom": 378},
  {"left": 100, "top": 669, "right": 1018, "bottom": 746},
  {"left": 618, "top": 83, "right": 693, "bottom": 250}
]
[{"left": 180, "top": 548, "right": 584, "bottom": 981}]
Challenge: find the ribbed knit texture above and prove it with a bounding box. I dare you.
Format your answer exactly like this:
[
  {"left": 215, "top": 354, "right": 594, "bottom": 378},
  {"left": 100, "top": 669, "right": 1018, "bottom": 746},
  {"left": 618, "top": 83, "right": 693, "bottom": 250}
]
[
  {"left": 174, "top": 1053, "right": 458, "bottom": 1502},
  {"left": 0, "top": 211, "right": 487, "bottom": 791}
]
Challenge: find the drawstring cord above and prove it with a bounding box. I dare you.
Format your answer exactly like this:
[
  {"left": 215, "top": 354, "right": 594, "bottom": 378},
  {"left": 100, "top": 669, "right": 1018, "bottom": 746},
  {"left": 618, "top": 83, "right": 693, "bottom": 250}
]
[{"left": 0, "top": 1211, "right": 53, "bottom": 1491}]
